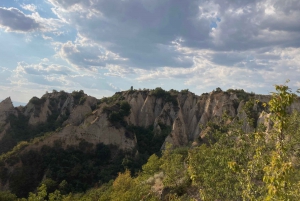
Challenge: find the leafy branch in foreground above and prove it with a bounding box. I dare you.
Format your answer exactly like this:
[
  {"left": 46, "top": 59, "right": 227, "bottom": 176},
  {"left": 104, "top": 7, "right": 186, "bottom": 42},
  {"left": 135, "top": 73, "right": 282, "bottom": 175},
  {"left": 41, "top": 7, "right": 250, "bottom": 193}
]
[{"left": 231, "top": 82, "right": 300, "bottom": 200}]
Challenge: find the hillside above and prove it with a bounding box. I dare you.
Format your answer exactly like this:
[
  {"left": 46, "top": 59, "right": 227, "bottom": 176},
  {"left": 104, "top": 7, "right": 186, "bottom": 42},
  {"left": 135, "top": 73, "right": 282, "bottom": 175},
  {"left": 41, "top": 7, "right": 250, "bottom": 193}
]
[{"left": 0, "top": 86, "right": 300, "bottom": 200}]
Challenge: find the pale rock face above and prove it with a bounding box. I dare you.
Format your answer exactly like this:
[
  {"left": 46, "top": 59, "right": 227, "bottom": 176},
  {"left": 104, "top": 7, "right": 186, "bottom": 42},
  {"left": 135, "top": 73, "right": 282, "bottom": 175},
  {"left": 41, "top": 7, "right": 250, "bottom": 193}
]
[
  {"left": 194, "top": 126, "right": 213, "bottom": 146},
  {"left": 85, "top": 113, "right": 136, "bottom": 150},
  {"left": 0, "top": 97, "right": 17, "bottom": 125},
  {"left": 139, "top": 95, "right": 161, "bottom": 127},
  {"left": 27, "top": 99, "right": 52, "bottom": 125},
  {"left": 257, "top": 111, "right": 272, "bottom": 132},
  {"left": 60, "top": 96, "right": 74, "bottom": 114},
  {"left": 158, "top": 92, "right": 239, "bottom": 148},
  {"left": 64, "top": 96, "right": 97, "bottom": 126},
  {"left": 230, "top": 93, "right": 238, "bottom": 100},
  {"left": 289, "top": 97, "right": 300, "bottom": 114},
  {"left": 154, "top": 102, "right": 178, "bottom": 127},
  {"left": 237, "top": 101, "right": 254, "bottom": 133},
  {"left": 3, "top": 89, "right": 300, "bottom": 153},
  {"left": 165, "top": 117, "right": 188, "bottom": 146},
  {"left": 124, "top": 92, "right": 243, "bottom": 146},
  {"left": 30, "top": 110, "right": 136, "bottom": 151},
  {"left": 119, "top": 91, "right": 245, "bottom": 148},
  {"left": 126, "top": 93, "right": 147, "bottom": 126},
  {"left": 23, "top": 92, "right": 97, "bottom": 127},
  {"left": 179, "top": 93, "right": 198, "bottom": 140},
  {"left": 0, "top": 97, "right": 18, "bottom": 141},
  {"left": 127, "top": 93, "right": 171, "bottom": 127},
  {"left": 0, "top": 123, "right": 11, "bottom": 142},
  {"left": 255, "top": 95, "right": 271, "bottom": 103}
]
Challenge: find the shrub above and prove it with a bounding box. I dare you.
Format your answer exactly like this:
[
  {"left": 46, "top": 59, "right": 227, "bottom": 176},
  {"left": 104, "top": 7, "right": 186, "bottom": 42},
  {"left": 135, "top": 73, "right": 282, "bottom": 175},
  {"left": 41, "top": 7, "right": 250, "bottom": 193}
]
[
  {"left": 180, "top": 89, "right": 189, "bottom": 94},
  {"left": 72, "top": 90, "right": 85, "bottom": 104},
  {"left": 151, "top": 87, "right": 178, "bottom": 106},
  {"left": 226, "top": 89, "right": 254, "bottom": 101},
  {"left": 29, "top": 97, "right": 46, "bottom": 105},
  {"left": 79, "top": 97, "right": 87, "bottom": 105},
  {"left": 120, "top": 101, "right": 131, "bottom": 116},
  {"left": 151, "top": 87, "right": 167, "bottom": 98}
]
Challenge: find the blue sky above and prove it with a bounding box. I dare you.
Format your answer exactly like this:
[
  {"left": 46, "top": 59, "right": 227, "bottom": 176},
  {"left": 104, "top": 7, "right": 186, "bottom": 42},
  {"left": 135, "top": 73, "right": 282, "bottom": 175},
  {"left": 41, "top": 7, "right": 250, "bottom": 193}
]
[{"left": 1, "top": 0, "right": 300, "bottom": 105}]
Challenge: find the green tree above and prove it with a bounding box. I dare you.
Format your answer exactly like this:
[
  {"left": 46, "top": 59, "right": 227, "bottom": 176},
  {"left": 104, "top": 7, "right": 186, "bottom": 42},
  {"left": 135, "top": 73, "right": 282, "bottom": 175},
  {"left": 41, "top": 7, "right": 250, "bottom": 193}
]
[
  {"left": 110, "top": 170, "right": 153, "bottom": 201},
  {"left": 27, "top": 184, "right": 47, "bottom": 201},
  {"left": 188, "top": 131, "right": 242, "bottom": 200},
  {"left": 160, "top": 144, "right": 190, "bottom": 197},
  {"left": 262, "top": 82, "right": 299, "bottom": 200},
  {"left": 141, "top": 154, "right": 162, "bottom": 179},
  {"left": 0, "top": 191, "right": 17, "bottom": 201},
  {"left": 229, "top": 81, "right": 300, "bottom": 200}
]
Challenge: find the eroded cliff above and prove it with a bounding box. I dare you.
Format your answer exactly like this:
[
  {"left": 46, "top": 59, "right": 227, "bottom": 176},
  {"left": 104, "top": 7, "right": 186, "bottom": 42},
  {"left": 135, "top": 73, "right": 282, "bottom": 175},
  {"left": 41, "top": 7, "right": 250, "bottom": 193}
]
[{"left": 1, "top": 87, "right": 300, "bottom": 196}]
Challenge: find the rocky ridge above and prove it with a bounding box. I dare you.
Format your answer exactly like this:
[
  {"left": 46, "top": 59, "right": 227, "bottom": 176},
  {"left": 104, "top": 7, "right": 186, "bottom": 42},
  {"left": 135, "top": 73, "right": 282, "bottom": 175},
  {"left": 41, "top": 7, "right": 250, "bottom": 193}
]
[
  {"left": 1, "top": 88, "right": 300, "bottom": 152},
  {"left": 1, "top": 88, "right": 300, "bottom": 195}
]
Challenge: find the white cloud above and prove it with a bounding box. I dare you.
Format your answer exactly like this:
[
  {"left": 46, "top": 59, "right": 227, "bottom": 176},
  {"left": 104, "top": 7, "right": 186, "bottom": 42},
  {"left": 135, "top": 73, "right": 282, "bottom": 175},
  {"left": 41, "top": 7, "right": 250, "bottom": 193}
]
[
  {"left": 133, "top": 46, "right": 300, "bottom": 93},
  {"left": 0, "top": 7, "right": 40, "bottom": 32},
  {"left": 21, "top": 4, "right": 37, "bottom": 12},
  {"left": 108, "top": 82, "right": 119, "bottom": 90},
  {"left": 15, "top": 61, "right": 74, "bottom": 76},
  {"left": 56, "top": 34, "right": 127, "bottom": 70},
  {"left": 2, "top": 0, "right": 300, "bottom": 102},
  {"left": 3, "top": 59, "right": 120, "bottom": 99},
  {"left": 104, "top": 65, "right": 133, "bottom": 77},
  {"left": 0, "top": 6, "right": 64, "bottom": 33}
]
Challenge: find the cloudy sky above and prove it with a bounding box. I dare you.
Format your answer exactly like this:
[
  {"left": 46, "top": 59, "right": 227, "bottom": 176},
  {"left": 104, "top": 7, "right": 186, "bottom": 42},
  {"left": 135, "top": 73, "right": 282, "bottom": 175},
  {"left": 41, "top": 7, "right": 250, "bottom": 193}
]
[{"left": 1, "top": 0, "right": 300, "bottom": 105}]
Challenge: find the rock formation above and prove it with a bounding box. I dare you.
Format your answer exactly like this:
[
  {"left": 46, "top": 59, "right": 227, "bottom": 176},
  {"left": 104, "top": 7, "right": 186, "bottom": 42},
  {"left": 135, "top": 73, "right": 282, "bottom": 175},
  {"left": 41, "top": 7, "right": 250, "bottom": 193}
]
[
  {"left": 1, "top": 88, "right": 300, "bottom": 195},
  {"left": 0, "top": 97, "right": 17, "bottom": 125},
  {"left": 0, "top": 88, "right": 299, "bottom": 153}
]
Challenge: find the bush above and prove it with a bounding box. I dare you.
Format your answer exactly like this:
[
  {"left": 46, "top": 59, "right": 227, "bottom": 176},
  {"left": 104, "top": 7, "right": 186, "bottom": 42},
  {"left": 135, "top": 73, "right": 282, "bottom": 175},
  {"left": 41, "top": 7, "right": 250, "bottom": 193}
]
[
  {"left": 243, "top": 99, "right": 258, "bottom": 128},
  {"left": 120, "top": 101, "right": 131, "bottom": 116},
  {"left": 216, "top": 87, "right": 222, "bottom": 92},
  {"left": 106, "top": 101, "right": 131, "bottom": 126},
  {"left": 226, "top": 88, "right": 254, "bottom": 101},
  {"left": 108, "top": 111, "right": 123, "bottom": 123},
  {"left": 99, "top": 92, "right": 124, "bottom": 105},
  {"left": 29, "top": 97, "right": 46, "bottom": 105},
  {"left": 0, "top": 191, "right": 17, "bottom": 201},
  {"left": 180, "top": 89, "right": 189, "bottom": 94},
  {"left": 151, "top": 87, "right": 178, "bottom": 106},
  {"left": 79, "top": 96, "right": 86, "bottom": 105},
  {"left": 72, "top": 90, "right": 85, "bottom": 104},
  {"left": 151, "top": 87, "right": 167, "bottom": 98}
]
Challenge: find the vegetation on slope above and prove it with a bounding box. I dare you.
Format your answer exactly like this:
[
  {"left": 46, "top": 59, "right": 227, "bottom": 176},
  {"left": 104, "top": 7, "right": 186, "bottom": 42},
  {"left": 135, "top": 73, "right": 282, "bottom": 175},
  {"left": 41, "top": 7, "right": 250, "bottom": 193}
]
[
  {"left": 1, "top": 83, "right": 300, "bottom": 200},
  {"left": 0, "top": 96, "right": 70, "bottom": 155},
  {"left": 0, "top": 96, "right": 172, "bottom": 199}
]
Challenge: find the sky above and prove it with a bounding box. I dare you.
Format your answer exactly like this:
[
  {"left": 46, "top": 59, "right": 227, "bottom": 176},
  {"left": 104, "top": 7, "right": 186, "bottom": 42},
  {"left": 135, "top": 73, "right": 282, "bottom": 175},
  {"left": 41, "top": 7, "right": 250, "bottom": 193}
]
[{"left": 0, "top": 0, "right": 300, "bottom": 105}]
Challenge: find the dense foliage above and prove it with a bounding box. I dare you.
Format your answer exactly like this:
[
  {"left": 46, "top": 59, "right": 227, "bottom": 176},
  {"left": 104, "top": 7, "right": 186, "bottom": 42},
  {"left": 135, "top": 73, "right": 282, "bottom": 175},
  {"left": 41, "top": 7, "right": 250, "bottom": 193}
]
[
  {"left": 98, "top": 92, "right": 125, "bottom": 105},
  {"left": 102, "top": 100, "right": 132, "bottom": 127},
  {"left": 0, "top": 110, "right": 69, "bottom": 155},
  {"left": 0, "top": 125, "right": 171, "bottom": 200},
  {"left": 0, "top": 126, "right": 172, "bottom": 199},
  {"left": 150, "top": 87, "right": 178, "bottom": 106},
  {"left": 71, "top": 90, "right": 86, "bottom": 105},
  {"left": 0, "top": 141, "right": 140, "bottom": 198},
  {"left": 128, "top": 124, "right": 171, "bottom": 155},
  {"left": 226, "top": 88, "right": 255, "bottom": 102}
]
